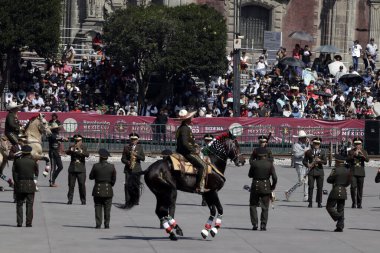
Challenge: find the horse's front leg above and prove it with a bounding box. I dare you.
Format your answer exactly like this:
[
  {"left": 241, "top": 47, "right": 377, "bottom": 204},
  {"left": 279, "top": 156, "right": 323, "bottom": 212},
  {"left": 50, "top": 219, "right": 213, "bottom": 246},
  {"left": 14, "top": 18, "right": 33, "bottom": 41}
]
[
  {"left": 34, "top": 153, "right": 51, "bottom": 177},
  {"left": 201, "top": 191, "right": 217, "bottom": 239}
]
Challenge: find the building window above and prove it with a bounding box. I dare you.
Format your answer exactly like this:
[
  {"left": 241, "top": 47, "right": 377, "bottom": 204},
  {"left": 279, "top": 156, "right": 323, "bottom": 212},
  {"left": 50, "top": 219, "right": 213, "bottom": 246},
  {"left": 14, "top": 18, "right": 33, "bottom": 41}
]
[{"left": 240, "top": 5, "right": 270, "bottom": 49}]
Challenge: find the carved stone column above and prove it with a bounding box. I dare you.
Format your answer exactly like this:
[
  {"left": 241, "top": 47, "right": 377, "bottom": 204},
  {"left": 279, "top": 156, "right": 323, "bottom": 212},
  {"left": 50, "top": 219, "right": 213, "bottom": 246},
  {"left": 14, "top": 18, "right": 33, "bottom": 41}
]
[{"left": 369, "top": 0, "right": 380, "bottom": 42}]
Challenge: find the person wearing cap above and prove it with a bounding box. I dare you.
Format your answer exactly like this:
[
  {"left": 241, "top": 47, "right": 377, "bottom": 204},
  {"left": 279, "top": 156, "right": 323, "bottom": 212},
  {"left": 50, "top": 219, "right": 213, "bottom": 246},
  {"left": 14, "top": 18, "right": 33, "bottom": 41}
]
[
  {"left": 89, "top": 149, "right": 116, "bottom": 229},
  {"left": 66, "top": 134, "right": 89, "bottom": 205},
  {"left": 248, "top": 147, "right": 277, "bottom": 231},
  {"left": 48, "top": 120, "right": 68, "bottom": 187},
  {"left": 175, "top": 109, "right": 208, "bottom": 193},
  {"left": 303, "top": 137, "right": 327, "bottom": 208},
  {"left": 5, "top": 101, "right": 23, "bottom": 147},
  {"left": 121, "top": 133, "right": 145, "bottom": 207},
  {"left": 285, "top": 130, "right": 310, "bottom": 201},
  {"left": 346, "top": 137, "right": 369, "bottom": 208},
  {"left": 325, "top": 155, "right": 352, "bottom": 232},
  {"left": 249, "top": 135, "right": 273, "bottom": 163},
  {"left": 12, "top": 145, "right": 38, "bottom": 227}
]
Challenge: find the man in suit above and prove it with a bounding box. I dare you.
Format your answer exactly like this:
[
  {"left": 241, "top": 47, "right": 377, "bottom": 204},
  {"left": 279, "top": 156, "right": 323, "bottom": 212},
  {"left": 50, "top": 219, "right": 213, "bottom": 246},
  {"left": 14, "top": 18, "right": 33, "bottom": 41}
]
[
  {"left": 326, "top": 155, "right": 351, "bottom": 232},
  {"left": 12, "top": 145, "right": 38, "bottom": 227},
  {"left": 66, "top": 134, "right": 89, "bottom": 205},
  {"left": 249, "top": 147, "right": 277, "bottom": 231},
  {"left": 346, "top": 137, "right": 369, "bottom": 208},
  {"left": 89, "top": 149, "right": 116, "bottom": 229},
  {"left": 121, "top": 133, "right": 145, "bottom": 207},
  {"left": 303, "top": 137, "right": 327, "bottom": 208},
  {"left": 175, "top": 109, "right": 208, "bottom": 193}
]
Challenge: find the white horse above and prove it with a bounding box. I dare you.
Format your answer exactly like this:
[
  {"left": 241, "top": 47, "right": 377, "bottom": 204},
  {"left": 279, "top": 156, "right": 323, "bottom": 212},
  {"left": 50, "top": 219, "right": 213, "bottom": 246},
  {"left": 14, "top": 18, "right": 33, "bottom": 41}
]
[{"left": 0, "top": 113, "right": 52, "bottom": 188}]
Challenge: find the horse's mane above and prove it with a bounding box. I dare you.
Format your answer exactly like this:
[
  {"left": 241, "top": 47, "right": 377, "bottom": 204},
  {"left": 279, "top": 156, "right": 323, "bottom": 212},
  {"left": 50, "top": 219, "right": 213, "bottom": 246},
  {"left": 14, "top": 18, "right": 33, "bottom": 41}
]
[{"left": 206, "top": 132, "right": 232, "bottom": 159}]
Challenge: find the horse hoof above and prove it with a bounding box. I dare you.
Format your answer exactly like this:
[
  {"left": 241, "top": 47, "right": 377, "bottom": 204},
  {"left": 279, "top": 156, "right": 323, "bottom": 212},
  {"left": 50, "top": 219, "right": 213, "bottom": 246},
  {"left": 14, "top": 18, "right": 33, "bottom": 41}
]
[
  {"left": 175, "top": 225, "right": 184, "bottom": 236},
  {"left": 201, "top": 229, "right": 209, "bottom": 239},
  {"left": 210, "top": 227, "right": 218, "bottom": 237},
  {"left": 169, "top": 233, "right": 178, "bottom": 241}
]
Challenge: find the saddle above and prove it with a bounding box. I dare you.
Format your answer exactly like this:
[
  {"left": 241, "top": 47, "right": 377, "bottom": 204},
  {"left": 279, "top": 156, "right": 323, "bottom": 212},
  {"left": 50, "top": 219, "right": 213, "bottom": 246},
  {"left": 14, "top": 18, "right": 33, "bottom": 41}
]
[{"left": 169, "top": 153, "right": 225, "bottom": 179}]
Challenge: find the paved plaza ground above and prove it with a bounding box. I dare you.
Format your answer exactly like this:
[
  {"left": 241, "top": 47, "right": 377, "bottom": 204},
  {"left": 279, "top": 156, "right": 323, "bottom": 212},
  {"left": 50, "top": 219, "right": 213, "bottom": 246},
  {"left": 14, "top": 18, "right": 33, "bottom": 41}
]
[{"left": 0, "top": 156, "right": 379, "bottom": 253}]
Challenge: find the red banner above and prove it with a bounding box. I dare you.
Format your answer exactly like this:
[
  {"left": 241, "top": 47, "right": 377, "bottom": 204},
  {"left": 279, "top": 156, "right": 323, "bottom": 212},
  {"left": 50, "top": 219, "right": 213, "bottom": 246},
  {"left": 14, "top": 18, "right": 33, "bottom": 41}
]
[{"left": 0, "top": 112, "right": 364, "bottom": 143}]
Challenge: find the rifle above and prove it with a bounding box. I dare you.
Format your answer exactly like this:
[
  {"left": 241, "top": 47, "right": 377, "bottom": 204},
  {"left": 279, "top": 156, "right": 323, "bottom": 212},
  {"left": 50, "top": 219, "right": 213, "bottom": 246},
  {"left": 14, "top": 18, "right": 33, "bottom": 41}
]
[{"left": 243, "top": 185, "right": 275, "bottom": 209}]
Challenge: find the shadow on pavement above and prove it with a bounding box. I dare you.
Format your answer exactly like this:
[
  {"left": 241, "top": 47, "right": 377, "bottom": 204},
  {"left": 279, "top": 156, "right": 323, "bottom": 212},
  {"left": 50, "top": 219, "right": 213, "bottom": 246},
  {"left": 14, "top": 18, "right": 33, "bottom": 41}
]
[
  {"left": 176, "top": 203, "right": 202, "bottom": 207},
  {"left": 223, "top": 227, "right": 252, "bottom": 231},
  {"left": 42, "top": 201, "right": 68, "bottom": 205},
  {"left": 0, "top": 224, "right": 17, "bottom": 227},
  {"left": 0, "top": 200, "right": 14, "bottom": 204},
  {"left": 348, "top": 227, "right": 380, "bottom": 232},
  {"left": 100, "top": 235, "right": 201, "bottom": 241},
  {"left": 124, "top": 225, "right": 161, "bottom": 230},
  {"left": 225, "top": 203, "right": 249, "bottom": 207},
  {"left": 63, "top": 225, "right": 97, "bottom": 229},
  {"left": 297, "top": 228, "right": 332, "bottom": 232},
  {"left": 277, "top": 204, "right": 307, "bottom": 208}
]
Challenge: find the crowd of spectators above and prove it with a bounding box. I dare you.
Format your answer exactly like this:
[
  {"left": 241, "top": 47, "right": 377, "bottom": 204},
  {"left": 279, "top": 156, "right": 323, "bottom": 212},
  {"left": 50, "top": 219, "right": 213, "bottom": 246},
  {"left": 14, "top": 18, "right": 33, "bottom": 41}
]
[{"left": 2, "top": 38, "right": 380, "bottom": 121}]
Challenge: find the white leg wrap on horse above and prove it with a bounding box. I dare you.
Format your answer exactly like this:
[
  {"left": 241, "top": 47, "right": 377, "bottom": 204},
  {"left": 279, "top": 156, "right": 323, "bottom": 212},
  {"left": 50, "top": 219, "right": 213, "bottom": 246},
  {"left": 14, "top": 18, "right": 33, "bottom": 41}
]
[
  {"left": 204, "top": 216, "right": 214, "bottom": 230},
  {"left": 210, "top": 227, "right": 218, "bottom": 237},
  {"left": 215, "top": 214, "right": 222, "bottom": 228},
  {"left": 168, "top": 216, "right": 177, "bottom": 228},
  {"left": 201, "top": 229, "right": 209, "bottom": 239},
  {"left": 162, "top": 220, "right": 172, "bottom": 233},
  {"left": 43, "top": 166, "right": 50, "bottom": 177}
]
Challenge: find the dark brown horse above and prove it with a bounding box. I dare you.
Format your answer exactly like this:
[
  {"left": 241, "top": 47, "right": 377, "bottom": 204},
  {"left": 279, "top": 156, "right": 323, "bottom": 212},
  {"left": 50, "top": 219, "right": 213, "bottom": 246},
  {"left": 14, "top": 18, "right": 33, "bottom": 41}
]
[{"left": 126, "top": 134, "right": 245, "bottom": 240}]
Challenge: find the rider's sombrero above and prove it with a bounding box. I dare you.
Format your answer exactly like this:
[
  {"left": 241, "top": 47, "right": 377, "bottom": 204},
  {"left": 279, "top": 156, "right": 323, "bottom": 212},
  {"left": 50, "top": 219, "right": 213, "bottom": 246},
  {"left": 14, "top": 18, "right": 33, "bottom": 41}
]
[
  {"left": 175, "top": 109, "right": 196, "bottom": 120},
  {"left": 6, "top": 101, "right": 23, "bottom": 110}
]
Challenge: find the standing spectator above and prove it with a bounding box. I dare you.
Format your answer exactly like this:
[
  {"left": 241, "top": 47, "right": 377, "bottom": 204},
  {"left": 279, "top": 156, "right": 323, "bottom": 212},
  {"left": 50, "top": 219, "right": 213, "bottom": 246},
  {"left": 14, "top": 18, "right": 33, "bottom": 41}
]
[
  {"left": 13, "top": 145, "right": 38, "bottom": 227},
  {"left": 89, "top": 149, "right": 116, "bottom": 229},
  {"left": 48, "top": 121, "right": 67, "bottom": 187},
  {"left": 292, "top": 44, "right": 301, "bottom": 59},
  {"left": 365, "top": 38, "right": 377, "bottom": 70},
  {"left": 350, "top": 40, "right": 362, "bottom": 71},
  {"left": 32, "top": 93, "right": 45, "bottom": 107},
  {"left": 121, "top": 133, "right": 145, "bottom": 208},
  {"left": 140, "top": 100, "right": 158, "bottom": 116},
  {"left": 66, "top": 134, "right": 89, "bottom": 205},
  {"left": 301, "top": 45, "right": 312, "bottom": 67},
  {"left": 153, "top": 108, "right": 168, "bottom": 144}
]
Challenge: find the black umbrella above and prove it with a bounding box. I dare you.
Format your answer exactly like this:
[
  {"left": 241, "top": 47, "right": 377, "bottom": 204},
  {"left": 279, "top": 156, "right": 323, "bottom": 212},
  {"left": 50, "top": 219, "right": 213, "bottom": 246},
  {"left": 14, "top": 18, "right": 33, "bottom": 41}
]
[
  {"left": 280, "top": 57, "right": 306, "bottom": 68},
  {"left": 288, "top": 31, "right": 314, "bottom": 42},
  {"left": 338, "top": 74, "right": 364, "bottom": 86},
  {"left": 315, "top": 45, "right": 340, "bottom": 54}
]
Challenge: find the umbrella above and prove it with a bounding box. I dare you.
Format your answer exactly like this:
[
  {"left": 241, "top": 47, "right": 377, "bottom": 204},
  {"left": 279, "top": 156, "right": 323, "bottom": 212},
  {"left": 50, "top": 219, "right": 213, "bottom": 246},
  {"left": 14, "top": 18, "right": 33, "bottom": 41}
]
[
  {"left": 328, "top": 61, "right": 347, "bottom": 76},
  {"left": 315, "top": 45, "right": 340, "bottom": 53},
  {"left": 280, "top": 57, "right": 306, "bottom": 68},
  {"left": 288, "top": 31, "right": 314, "bottom": 42},
  {"left": 302, "top": 68, "right": 316, "bottom": 86},
  {"left": 338, "top": 74, "right": 364, "bottom": 86},
  {"left": 225, "top": 97, "right": 244, "bottom": 104}
]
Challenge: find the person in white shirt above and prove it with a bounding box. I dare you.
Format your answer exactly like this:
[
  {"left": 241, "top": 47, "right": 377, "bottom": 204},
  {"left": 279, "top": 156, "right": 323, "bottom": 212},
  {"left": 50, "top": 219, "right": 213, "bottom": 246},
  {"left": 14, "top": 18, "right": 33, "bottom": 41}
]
[
  {"left": 366, "top": 38, "right": 378, "bottom": 70},
  {"left": 32, "top": 93, "right": 45, "bottom": 107},
  {"left": 351, "top": 40, "right": 362, "bottom": 71}
]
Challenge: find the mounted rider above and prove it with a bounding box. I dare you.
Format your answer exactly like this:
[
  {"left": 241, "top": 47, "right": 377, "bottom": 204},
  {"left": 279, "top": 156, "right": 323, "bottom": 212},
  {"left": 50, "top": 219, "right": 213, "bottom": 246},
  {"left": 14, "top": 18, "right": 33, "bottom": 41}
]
[
  {"left": 175, "top": 109, "right": 208, "bottom": 193},
  {"left": 5, "top": 101, "right": 23, "bottom": 150}
]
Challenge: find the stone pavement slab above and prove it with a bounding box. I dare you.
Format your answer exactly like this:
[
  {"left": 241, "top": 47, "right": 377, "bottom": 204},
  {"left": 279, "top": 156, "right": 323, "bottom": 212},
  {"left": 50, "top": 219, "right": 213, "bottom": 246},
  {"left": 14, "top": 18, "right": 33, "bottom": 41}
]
[{"left": 0, "top": 158, "right": 379, "bottom": 253}]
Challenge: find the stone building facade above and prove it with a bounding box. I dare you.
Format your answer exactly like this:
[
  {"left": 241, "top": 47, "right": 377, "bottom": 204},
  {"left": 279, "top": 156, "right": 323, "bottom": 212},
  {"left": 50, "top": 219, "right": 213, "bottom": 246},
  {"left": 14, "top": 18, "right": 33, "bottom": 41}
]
[{"left": 62, "top": 0, "right": 380, "bottom": 60}]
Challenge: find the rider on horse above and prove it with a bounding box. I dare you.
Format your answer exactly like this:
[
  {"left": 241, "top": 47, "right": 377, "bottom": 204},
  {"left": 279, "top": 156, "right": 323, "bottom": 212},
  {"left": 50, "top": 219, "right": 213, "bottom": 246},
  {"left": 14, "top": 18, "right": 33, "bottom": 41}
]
[
  {"left": 175, "top": 109, "right": 208, "bottom": 193},
  {"left": 5, "top": 101, "right": 23, "bottom": 150}
]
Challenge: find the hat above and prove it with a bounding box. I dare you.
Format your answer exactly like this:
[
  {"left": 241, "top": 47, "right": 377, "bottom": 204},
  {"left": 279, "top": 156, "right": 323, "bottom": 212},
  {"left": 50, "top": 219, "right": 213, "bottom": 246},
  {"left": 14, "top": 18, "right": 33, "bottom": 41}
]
[
  {"left": 98, "top": 148, "right": 111, "bottom": 158},
  {"left": 129, "top": 133, "right": 139, "bottom": 140},
  {"left": 353, "top": 137, "right": 363, "bottom": 145},
  {"left": 6, "top": 101, "right": 22, "bottom": 110},
  {"left": 258, "top": 135, "right": 268, "bottom": 142},
  {"left": 290, "top": 86, "right": 299, "bottom": 90},
  {"left": 82, "top": 56, "right": 88, "bottom": 60},
  {"left": 49, "top": 122, "right": 62, "bottom": 130},
  {"left": 334, "top": 154, "right": 346, "bottom": 162},
  {"left": 293, "top": 130, "right": 310, "bottom": 138},
  {"left": 175, "top": 109, "right": 196, "bottom": 120},
  {"left": 94, "top": 89, "right": 102, "bottom": 94},
  {"left": 73, "top": 134, "right": 83, "bottom": 141},
  {"left": 21, "top": 145, "right": 32, "bottom": 154},
  {"left": 204, "top": 133, "right": 214, "bottom": 141},
  {"left": 312, "top": 137, "right": 322, "bottom": 144}
]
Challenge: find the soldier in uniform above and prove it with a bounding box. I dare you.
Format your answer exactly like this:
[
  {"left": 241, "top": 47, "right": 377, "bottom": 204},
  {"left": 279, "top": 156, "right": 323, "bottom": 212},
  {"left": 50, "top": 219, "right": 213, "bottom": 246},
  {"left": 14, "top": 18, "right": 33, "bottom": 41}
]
[
  {"left": 326, "top": 155, "right": 352, "bottom": 232},
  {"left": 48, "top": 122, "right": 67, "bottom": 187},
  {"left": 89, "top": 149, "right": 116, "bottom": 229},
  {"left": 303, "top": 137, "right": 327, "bottom": 208},
  {"left": 121, "top": 133, "right": 145, "bottom": 207},
  {"left": 175, "top": 109, "right": 208, "bottom": 193},
  {"left": 248, "top": 147, "right": 277, "bottom": 231},
  {"left": 8, "top": 134, "right": 28, "bottom": 200},
  {"left": 66, "top": 134, "right": 89, "bottom": 205},
  {"left": 5, "top": 101, "right": 23, "bottom": 148},
  {"left": 12, "top": 145, "right": 38, "bottom": 227},
  {"left": 249, "top": 135, "right": 273, "bottom": 162},
  {"left": 346, "top": 137, "right": 369, "bottom": 208}
]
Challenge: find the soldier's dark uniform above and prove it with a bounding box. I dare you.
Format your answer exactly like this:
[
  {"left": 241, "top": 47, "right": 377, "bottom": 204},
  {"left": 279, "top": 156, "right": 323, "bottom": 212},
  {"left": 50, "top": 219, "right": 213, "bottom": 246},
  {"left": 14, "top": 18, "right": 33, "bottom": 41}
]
[
  {"left": 48, "top": 122, "right": 65, "bottom": 187},
  {"left": 303, "top": 137, "right": 327, "bottom": 208},
  {"left": 176, "top": 113, "right": 207, "bottom": 192},
  {"left": 326, "top": 155, "right": 351, "bottom": 232},
  {"left": 66, "top": 134, "right": 89, "bottom": 205},
  {"left": 249, "top": 135, "right": 273, "bottom": 163},
  {"left": 121, "top": 133, "right": 145, "bottom": 206},
  {"left": 248, "top": 148, "right": 277, "bottom": 231},
  {"left": 376, "top": 169, "right": 380, "bottom": 183},
  {"left": 5, "top": 107, "right": 21, "bottom": 145},
  {"left": 346, "top": 137, "right": 369, "bottom": 208},
  {"left": 12, "top": 145, "right": 38, "bottom": 227},
  {"left": 89, "top": 149, "right": 116, "bottom": 229}
]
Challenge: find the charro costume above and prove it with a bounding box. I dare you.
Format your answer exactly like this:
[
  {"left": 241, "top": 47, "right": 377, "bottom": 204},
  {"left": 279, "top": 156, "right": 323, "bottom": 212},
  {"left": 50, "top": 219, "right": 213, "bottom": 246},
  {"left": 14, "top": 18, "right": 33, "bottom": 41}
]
[
  {"left": 66, "top": 134, "right": 89, "bottom": 205},
  {"left": 346, "top": 137, "right": 369, "bottom": 208},
  {"left": 89, "top": 149, "right": 116, "bottom": 229},
  {"left": 175, "top": 109, "right": 207, "bottom": 193},
  {"left": 326, "top": 155, "right": 351, "bottom": 232},
  {"left": 121, "top": 133, "right": 145, "bottom": 207},
  {"left": 248, "top": 147, "right": 277, "bottom": 231},
  {"left": 303, "top": 137, "right": 327, "bottom": 208},
  {"left": 5, "top": 102, "right": 23, "bottom": 146},
  {"left": 48, "top": 120, "right": 66, "bottom": 187},
  {"left": 12, "top": 145, "right": 38, "bottom": 227}
]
